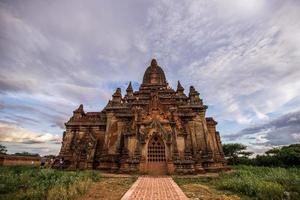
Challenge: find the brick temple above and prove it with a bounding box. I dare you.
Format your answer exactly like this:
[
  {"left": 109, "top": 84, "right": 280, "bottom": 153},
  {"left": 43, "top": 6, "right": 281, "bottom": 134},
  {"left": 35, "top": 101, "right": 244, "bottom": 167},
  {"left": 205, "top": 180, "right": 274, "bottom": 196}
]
[{"left": 56, "top": 59, "right": 227, "bottom": 174}]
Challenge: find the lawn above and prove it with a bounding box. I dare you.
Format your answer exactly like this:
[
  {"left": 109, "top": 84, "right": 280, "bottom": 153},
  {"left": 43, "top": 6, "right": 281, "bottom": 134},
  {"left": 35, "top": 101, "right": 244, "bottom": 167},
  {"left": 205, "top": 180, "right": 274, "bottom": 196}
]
[
  {"left": 175, "top": 165, "right": 300, "bottom": 200},
  {"left": 0, "top": 166, "right": 135, "bottom": 200}
]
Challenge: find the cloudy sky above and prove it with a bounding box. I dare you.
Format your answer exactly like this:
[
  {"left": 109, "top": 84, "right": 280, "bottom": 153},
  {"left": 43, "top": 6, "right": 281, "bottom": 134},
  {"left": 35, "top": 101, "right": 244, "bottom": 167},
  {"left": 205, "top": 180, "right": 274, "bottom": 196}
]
[{"left": 0, "top": 0, "right": 300, "bottom": 155}]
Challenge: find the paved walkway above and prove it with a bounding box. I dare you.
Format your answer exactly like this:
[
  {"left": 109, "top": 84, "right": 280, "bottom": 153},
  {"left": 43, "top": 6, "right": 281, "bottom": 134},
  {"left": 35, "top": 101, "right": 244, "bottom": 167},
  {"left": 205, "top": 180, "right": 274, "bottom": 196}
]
[{"left": 121, "top": 176, "right": 189, "bottom": 200}]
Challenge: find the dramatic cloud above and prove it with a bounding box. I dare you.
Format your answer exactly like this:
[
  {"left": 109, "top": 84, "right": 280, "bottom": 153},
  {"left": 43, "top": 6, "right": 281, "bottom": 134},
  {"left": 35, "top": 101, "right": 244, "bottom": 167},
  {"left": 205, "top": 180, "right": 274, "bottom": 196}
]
[
  {"left": 0, "top": 122, "right": 61, "bottom": 155},
  {"left": 144, "top": 0, "right": 300, "bottom": 125},
  {"left": 225, "top": 110, "right": 300, "bottom": 145},
  {"left": 0, "top": 122, "right": 61, "bottom": 144},
  {"left": 0, "top": 0, "right": 299, "bottom": 155}
]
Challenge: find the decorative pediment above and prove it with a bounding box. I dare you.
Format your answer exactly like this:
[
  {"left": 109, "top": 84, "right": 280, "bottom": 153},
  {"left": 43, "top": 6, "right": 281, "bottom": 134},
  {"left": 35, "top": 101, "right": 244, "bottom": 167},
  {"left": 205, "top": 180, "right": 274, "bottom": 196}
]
[{"left": 148, "top": 120, "right": 167, "bottom": 135}]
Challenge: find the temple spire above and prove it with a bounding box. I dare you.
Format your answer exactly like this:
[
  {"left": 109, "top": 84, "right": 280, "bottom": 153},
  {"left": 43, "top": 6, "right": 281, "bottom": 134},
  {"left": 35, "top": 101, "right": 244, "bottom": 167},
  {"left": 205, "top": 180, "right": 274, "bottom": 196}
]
[
  {"left": 126, "top": 82, "right": 133, "bottom": 96},
  {"left": 112, "top": 88, "right": 122, "bottom": 102},
  {"left": 177, "top": 81, "right": 184, "bottom": 92},
  {"left": 150, "top": 58, "right": 157, "bottom": 67},
  {"left": 126, "top": 82, "right": 133, "bottom": 92},
  {"left": 142, "top": 58, "right": 167, "bottom": 85},
  {"left": 189, "top": 86, "right": 202, "bottom": 104},
  {"left": 74, "top": 104, "right": 84, "bottom": 113},
  {"left": 73, "top": 104, "right": 85, "bottom": 119}
]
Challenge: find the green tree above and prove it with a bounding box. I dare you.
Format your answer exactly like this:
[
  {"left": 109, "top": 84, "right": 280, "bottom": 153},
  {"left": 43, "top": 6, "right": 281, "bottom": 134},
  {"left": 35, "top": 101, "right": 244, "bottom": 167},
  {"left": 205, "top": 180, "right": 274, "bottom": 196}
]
[
  {"left": 222, "top": 143, "right": 253, "bottom": 165},
  {"left": 0, "top": 144, "right": 7, "bottom": 155},
  {"left": 255, "top": 144, "right": 300, "bottom": 167},
  {"left": 255, "top": 154, "right": 281, "bottom": 166},
  {"left": 265, "top": 148, "right": 280, "bottom": 155},
  {"left": 277, "top": 144, "right": 300, "bottom": 166},
  {"left": 13, "top": 152, "right": 40, "bottom": 157}
]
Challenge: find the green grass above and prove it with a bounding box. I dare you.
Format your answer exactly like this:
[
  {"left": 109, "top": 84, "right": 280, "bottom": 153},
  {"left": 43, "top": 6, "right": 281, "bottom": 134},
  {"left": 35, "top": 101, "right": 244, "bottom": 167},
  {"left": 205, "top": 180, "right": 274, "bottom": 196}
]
[
  {"left": 0, "top": 166, "right": 101, "bottom": 200},
  {"left": 175, "top": 165, "right": 300, "bottom": 200}
]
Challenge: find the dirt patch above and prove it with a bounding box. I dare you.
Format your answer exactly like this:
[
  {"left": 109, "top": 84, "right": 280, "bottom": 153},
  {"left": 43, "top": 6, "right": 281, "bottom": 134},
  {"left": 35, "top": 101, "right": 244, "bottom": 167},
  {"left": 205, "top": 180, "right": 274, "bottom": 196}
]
[
  {"left": 180, "top": 183, "right": 240, "bottom": 200},
  {"left": 77, "top": 177, "right": 136, "bottom": 200}
]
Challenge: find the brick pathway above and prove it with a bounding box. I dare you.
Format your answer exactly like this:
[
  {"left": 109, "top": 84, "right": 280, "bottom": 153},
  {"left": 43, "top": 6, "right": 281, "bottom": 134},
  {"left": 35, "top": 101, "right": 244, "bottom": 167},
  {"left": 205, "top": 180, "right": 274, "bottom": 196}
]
[{"left": 121, "top": 176, "right": 189, "bottom": 200}]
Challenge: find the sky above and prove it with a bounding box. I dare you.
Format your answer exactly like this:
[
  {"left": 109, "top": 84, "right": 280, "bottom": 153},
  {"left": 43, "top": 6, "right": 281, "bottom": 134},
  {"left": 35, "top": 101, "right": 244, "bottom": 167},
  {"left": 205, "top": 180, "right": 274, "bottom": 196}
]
[{"left": 0, "top": 0, "right": 300, "bottom": 155}]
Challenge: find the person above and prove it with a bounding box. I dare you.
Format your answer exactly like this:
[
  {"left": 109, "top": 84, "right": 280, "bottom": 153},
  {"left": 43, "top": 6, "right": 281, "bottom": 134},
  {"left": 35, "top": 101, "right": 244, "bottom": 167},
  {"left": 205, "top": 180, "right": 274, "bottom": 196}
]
[
  {"left": 49, "top": 158, "right": 54, "bottom": 168},
  {"left": 40, "top": 158, "right": 45, "bottom": 168},
  {"left": 59, "top": 157, "right": 64, "bottom": 170}
]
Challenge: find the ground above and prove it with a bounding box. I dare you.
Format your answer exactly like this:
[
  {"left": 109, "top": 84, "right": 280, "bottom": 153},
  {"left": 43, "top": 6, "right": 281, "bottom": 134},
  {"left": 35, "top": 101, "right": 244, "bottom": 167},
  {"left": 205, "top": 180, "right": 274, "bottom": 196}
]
[
  {"left": 178, "top": 182, "right": 240, "bottom": 200},
  {"left": 78, "top": 177, "right": 136, "bottom": 200},
  {"left": 173, "top": 172, "right": 241, "bottom": 200}
]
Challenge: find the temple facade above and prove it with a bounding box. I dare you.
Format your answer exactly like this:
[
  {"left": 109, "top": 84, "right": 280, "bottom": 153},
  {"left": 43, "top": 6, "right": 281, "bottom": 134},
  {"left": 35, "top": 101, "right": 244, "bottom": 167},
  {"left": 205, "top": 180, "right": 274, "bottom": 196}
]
[{"left": 56, "top": 59, "right": 227, "bottom": 174}]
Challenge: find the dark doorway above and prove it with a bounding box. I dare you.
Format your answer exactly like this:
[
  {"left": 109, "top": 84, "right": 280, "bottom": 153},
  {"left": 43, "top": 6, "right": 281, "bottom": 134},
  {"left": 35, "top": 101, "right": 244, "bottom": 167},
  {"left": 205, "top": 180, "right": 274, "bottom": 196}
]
[{"left": 147, "top": 135, "right": 167, "bottom": 175}]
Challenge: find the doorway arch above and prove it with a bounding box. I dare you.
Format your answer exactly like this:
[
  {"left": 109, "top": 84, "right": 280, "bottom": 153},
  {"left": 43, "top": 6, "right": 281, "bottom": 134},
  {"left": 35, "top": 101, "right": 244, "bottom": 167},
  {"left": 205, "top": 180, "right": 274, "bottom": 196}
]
[{"left": 147, "top": 135, "right": 167, "bottom": 175}]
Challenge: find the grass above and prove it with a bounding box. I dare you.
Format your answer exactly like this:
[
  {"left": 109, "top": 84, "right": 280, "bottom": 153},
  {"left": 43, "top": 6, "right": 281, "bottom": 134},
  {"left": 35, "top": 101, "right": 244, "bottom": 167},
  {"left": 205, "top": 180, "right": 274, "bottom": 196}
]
[
  {"left": 175, "top": 165, "right": 300, "bottom": 200},
  {"left": 0, "top": 166, "right": 101, "bottom": 200},
  {"left": 2, "top": 165, "right": 299, "bottom": 200}
]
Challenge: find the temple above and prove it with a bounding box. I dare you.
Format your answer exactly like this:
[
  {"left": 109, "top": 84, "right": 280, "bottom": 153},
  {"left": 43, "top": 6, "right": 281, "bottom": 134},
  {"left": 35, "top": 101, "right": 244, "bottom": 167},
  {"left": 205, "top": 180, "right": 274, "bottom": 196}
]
[{"left": 56, "top": 59, "right": 228, "bottom": 174}]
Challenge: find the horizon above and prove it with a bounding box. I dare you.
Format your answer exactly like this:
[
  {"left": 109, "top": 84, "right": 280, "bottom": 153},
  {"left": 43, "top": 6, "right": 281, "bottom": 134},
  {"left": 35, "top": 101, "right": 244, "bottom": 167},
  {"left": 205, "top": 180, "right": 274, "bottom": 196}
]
[{"left": 1, "top": 0, "right": 300, "bottom": 156}]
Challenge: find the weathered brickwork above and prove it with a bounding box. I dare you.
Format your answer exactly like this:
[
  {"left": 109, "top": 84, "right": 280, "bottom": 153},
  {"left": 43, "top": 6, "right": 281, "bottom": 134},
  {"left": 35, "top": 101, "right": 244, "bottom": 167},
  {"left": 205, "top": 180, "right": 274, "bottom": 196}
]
[
  {"left": 0, "top": 155, "right": 40, "bottom": 166},
  {"left": 55, "top": 59, "right": 228, "bottom": 174}
]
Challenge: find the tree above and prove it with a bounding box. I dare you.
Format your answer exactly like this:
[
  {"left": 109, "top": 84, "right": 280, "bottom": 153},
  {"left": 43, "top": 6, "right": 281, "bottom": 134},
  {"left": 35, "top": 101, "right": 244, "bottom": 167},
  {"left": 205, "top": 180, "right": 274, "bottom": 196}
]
[
  {"left": 254, "top": 154, "right": 282, "bottom": 166},
  {"left": 13, "top": 152, "right": 40, "bottom": 157},
  {"left": 255, "top": 144, "right": 300, "bottom": 167},
  {"left": 277, "top": 144, "right": 300, "bottom": 166},
  {"left": 222, "top": 143, "right": 300, "bottom": 167},
  {"left": 222, "top": 143, "right": 253, "bottom": 165},
  {"left": 265, "top": 148, "right": 280, "bottom": 156},
  {"left": 0, "top": 144, "right": 7, "bottom": 155},
  {"left": 239, "top": 151, "right": 254, "bottom": 157}
]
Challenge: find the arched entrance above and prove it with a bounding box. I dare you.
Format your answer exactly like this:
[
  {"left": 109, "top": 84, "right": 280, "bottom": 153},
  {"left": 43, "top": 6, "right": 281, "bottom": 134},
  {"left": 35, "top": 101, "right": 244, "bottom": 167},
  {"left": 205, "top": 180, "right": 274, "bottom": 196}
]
[{"left": 147, "top": 135, "right": 167, "bottom": 175}]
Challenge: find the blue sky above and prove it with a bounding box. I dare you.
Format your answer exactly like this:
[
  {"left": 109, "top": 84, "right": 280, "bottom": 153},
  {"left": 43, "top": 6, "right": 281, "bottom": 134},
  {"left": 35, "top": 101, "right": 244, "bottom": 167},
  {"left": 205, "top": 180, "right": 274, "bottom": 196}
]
[{"left": 0, "top": 0, "right": 300, "bottom": 155}]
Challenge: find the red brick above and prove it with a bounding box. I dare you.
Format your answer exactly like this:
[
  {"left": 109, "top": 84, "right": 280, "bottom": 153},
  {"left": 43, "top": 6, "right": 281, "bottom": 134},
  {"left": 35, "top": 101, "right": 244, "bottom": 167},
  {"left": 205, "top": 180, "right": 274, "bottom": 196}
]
[{"left": 121, "top": 176, "right": 188, "bottom": 200}]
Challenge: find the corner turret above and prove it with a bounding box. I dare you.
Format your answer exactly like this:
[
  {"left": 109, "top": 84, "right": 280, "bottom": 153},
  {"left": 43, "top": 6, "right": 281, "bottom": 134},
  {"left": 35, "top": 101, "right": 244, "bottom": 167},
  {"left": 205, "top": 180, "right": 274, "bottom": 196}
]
[
  {"left": 126, "top": 82, "right": 133, "bottom": 96},
  {"left": 176, "top": 81, "right": 184, "bottom": 96},
  {"left": 112, "top": 88, "right": 122, "bottom": 103},
  {"left": 73, "top": 104, "right": 85, "bottom": 119},
  {"left": 189, "top": 86, "right": 202, "bottom": 104}
]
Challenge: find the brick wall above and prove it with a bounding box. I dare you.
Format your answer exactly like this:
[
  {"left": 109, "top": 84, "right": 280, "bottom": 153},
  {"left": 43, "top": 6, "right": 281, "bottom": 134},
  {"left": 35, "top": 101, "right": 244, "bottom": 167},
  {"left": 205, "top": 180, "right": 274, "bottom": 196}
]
[{"left": 0, "top": 155, "right": 41, "bottom": 166}]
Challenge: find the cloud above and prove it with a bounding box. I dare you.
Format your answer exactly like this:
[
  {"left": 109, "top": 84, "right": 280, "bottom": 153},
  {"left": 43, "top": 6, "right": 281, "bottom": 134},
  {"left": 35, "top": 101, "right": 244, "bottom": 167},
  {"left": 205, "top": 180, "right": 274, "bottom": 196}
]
[
  {"left": 0, "top": 0, "right": 154, "bottom": 154},
  {"left": 0, "top": 99, "right": 69, "bottom": 129},
  {"left": 0, "top": 122, "right": 61, "bottom": 144},
  {"left": 0, "top": 0, "right": 300, "bottom": 155},
  {"left": 0, "top": 1, "right": 148, "bottom": 103},
  {"left": 0, "top": 141, "right": 60, "bottom": 156},
  {"left": 224, "top": 110, "right": 300, "bottom": 146},
  {"left": 144, "top": 0, "right": 300, "bottom": 126},
  {"left": 0, "top": 75, "right": 36, "bottom": 94}
]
